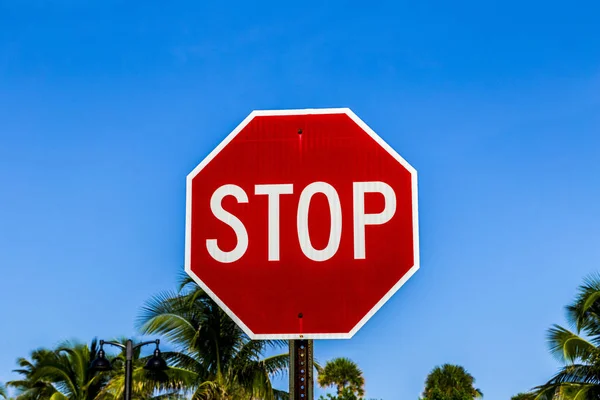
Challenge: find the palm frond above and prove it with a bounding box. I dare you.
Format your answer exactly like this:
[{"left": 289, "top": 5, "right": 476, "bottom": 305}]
[
  {"left": 191, "top": 380, "right": 222, "bottom": 400},
  {"left": 273, "top": 388, "right": 289, "bottom": 400},
  {"left": 150, "top": 392, "right": 189, "bottom": 400},
  {"left": 551, "top": 364, "right": 600, "bottom": 384},
  {"left": 49, "top": 392, "right": 69, "bottom": 400},
  {"left": 259, "top": 354, "right": 290, "bottom": 378},
  {"left": 548, "top": 325, "right": 600, "bottom": 364},
  {"left": 160, "top": 351, "right": 203, "bottom": 373},
  {"left": 136, "top": 290, "right": 201, "bottom": 348},
  {"left": 534, "top": 382, "right": 600, "bottom": 400},
  {"left": 177, "top": 272, "right": 199, "bottom": 294},
  {"left": 566, "top": 273, "right": 600, "bottom": 335}
]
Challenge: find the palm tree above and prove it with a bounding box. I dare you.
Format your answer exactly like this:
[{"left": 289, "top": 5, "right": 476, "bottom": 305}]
[
  {"left": 421, "top": 364, "right": 482, "bottom": 400},
  {"left": 8, "top": 340, "right": 110, "bottom": 400},
  {"left": 0, "top": 383, "right": 8, "bottom": 399},
  {"left": 95, "top": 337, "right": 186, "bottom": 399},
  {"left": 8, "top": 347, "right": 67, "bottom": 399},
  {"left": 8, "top": 339, "right": 190, "bottom": 400},
  {"left": 534, "top": 274, "right": 600, "bottom": 399},
  {"left": 317, "top": 357, "right": 365, "bottom": 398},
  {"left": 511, "top": 393, "right": 535, "bottom": 400},
  {"left": 136, "top": 274, "right": 289, "bottom": 400}
]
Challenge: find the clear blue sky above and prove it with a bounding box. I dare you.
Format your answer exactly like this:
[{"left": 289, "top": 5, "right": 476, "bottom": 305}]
[{"left": 1, "top": 1, "right": 600, "bottom": 399}]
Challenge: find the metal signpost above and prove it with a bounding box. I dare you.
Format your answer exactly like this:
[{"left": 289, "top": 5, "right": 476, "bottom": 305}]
[
  {"left": 184, "top": 108, "right": 419, "bottom": 400},
  {"left": 290, "top": 339, "right": 314, "bottom": 400}
]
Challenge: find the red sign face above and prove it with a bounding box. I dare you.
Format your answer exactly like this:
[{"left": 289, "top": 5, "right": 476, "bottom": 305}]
[{"left": 185, "top": 109, "right": 419, "bottom": 339}]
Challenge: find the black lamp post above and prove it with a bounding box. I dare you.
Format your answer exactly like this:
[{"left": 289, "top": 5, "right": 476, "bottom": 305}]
[{"left": 90, "top": 339, "right": 167, "bottom": 400}]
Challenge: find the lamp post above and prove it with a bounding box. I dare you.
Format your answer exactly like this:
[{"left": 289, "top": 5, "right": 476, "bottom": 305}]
[{"left": 90, "top": 339, "right": 167, "bottom": 400}]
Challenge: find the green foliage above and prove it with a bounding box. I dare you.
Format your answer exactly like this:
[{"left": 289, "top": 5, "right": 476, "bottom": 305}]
[
  {"left": 534, "top": 273, "right": 600, "bottom": 399},
  {"left": 0, "top": 383, "right": 7, "bottom": 399},
  {"left": 317, "top": 357, "right": 365, "bottom": 398},
  {"left": 7, "top": 339, "right": 109, "bottom": 400},
  {"left": 319, "top": 386, "right": 363, "bottom": 400},
  {"left": 510, "top": 393, "right": 535, "bottom": 400},
  {"left": 95, "top": 337, "right": 187, "bottom": 399},
  {"left": 421, "top": 364, "right": 482, "bottom": 400},
  {"left": 136, "top": 274, "right": 288, "bottom": 400},
  {"left": 7, "top": 339, "right": 181, "bottom": 400},
  {"left": 423, "top": 388, "right": 473, "bottom": 400}
]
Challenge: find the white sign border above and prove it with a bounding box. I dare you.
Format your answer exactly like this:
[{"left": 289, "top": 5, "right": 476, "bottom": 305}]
[{"left": 185, "top": 108, "right": 419, "bottom": 340}]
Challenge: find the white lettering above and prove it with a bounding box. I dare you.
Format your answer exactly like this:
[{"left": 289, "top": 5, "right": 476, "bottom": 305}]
[
  {"left": 353, "top": 181, "right": 396, "bottom": 259},
  {"left": 255, "top": 184, "right": 294, "bottom": 261},
  {"left": 206, "top": 184, "right": 249, "bottom": 263},
  {"left": 297, "top": 182, "right": 342, "bottom": 262}
]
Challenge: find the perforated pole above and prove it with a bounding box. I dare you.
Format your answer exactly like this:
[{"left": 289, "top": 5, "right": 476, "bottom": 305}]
[{"left": 289, "top": 340, "right": 313, "bottom": 400}]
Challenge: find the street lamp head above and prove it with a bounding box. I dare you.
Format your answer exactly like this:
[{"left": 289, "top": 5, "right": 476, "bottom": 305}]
[
  {"left": 144, "top": 344, "right": 168, "bottom": 371},
  {"left": 90, "top": 348, "right": 112, "bottom": 372}
]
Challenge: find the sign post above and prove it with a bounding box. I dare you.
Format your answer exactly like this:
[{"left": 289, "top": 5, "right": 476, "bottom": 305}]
[
  {"left": 184, "top": 108, "right": 419, "bottom": 399},
  {"left": 289, "top": 339, "right": 314, "bottom": 400}
]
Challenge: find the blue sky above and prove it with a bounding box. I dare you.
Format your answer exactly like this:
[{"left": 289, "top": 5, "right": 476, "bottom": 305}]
[{"left": 1, "top": 0, "right": 600, "bottom": 398}]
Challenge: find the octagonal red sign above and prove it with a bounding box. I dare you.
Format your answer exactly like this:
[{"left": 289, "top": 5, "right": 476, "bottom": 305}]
[{"left": 185, "top": 108, "right": 419, "bottom": 339}]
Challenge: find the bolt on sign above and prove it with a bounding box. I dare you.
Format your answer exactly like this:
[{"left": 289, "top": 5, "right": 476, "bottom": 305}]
[{"left": 185, "top": 108, "right": 419, "bottom": 339}]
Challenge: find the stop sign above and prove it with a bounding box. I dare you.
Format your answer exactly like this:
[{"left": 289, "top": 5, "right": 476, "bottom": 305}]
[{"left": 185, "top": 108, "right": 419, "bottom": 339}]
